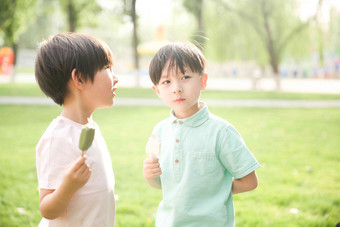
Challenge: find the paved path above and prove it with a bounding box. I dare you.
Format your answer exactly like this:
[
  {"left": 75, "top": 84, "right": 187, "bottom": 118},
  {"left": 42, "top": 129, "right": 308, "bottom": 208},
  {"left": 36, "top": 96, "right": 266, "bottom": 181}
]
[
  {"left": 1, "top": 74, "right": 339, "bottom": 108},
  {"left": 1, "top": 96, "right": 340, "bottom": 108}
]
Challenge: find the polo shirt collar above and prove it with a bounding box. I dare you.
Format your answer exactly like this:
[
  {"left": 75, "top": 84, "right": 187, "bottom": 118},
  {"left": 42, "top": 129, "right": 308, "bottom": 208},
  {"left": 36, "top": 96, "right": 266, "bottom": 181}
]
[{"left": 170, "top": 102, "right": 209, "bottom": 128}]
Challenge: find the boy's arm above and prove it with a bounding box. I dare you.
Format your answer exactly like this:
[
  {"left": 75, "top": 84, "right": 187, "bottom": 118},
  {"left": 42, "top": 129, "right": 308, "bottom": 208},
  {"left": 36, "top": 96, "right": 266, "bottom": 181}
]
[
  {"left": 232, "top": 171, "right": 258, "bottom": 194},
  {"left": 145, "top": 176, "right": 162, "bottom": 189},
  {"left": 143, "top": 157, "right": 162, "bottom": 189},
  {"left": 39, "top": 155, "right": 92, "bottom": 219}
]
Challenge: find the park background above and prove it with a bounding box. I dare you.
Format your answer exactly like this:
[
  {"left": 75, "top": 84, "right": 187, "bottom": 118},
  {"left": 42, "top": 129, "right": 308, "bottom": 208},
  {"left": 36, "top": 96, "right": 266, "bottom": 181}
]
[{"left": 0, "top": 0, "right": 340, "bottom": 226}]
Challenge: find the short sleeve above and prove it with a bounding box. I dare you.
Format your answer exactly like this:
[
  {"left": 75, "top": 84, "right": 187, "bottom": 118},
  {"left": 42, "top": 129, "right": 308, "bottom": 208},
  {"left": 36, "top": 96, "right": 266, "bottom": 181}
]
[
  {"left": 37, "top": 136, "right": 79, "bottom": 189},
  {"left": 151, "top": 119, "right": 168, "bottom": 139},
  {"left": 218, "top": 126, "right": 260, "bottom": 179}
]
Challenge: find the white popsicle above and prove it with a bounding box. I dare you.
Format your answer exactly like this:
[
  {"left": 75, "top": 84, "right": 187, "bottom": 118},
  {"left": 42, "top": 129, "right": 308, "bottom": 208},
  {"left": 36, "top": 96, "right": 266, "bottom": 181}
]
[{"left": 145, "top": 134, "right": 161, "bottom": 158}]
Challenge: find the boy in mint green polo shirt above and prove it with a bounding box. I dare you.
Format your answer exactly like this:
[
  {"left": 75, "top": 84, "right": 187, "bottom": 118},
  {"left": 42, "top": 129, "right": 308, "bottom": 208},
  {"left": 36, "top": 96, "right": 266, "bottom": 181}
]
[{"left": 143, "top": 42, "right": 260, "bottom": 227}]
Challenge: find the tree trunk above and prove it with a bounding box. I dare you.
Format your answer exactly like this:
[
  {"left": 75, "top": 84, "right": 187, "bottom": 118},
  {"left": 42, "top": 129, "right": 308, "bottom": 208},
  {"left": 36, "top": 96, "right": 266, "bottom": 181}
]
[
  {"left": 272, "top": 71, "right": 281, "bottom": 91},
  {"left": 131, "top": 0, "right": 140, "bottom": 87},
  {"left": 252, "top": 65, "right": 264, "bottom": 90},
  {"left": 269, "top": 57, "right": 281, "bottom": 91},
  {"left": 195, "top": 0, "right": 205, "bottom": 50},
  {"left": 10, "top": 42, "right": 18, "bottom": 83},
  {"left": 261, "top": 2, "right": 281, "bottom": 91},
  {"left": 68, "top": 0, "right": 76, "bottom": 32},
  {"left": 197, "top": 0, "right": 203, "bottom": 31}
]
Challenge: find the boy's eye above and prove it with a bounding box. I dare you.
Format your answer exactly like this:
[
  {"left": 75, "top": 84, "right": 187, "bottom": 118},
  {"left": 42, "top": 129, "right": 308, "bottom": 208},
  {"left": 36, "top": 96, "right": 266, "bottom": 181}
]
[
  {"left": 162, "top": 80, "right": 171, "bottom": 85},
  {"left": 182, "top": 75, "right": 191, "bottom": 80}
]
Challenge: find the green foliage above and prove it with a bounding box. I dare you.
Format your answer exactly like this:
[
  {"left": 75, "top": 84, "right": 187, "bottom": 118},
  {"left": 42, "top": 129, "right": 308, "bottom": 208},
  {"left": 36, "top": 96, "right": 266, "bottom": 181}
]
[
  {"left": 204, "top": 2, "right": 266, "bottom": 63},
  {"left": 0, "top": 105, "right": 340, "bottom": 226},
  {"left": 182, "top": 0, "right": 200, "bottom": 15},
  {"left": 59, "top": 0, "right": 101, "bottom": 32},
  {"left": 18, "top": 0, "right": 103, "bottom": 48},
  {"left": 328, "top": 9, "right": 340, "bottom": 54},
  {"left": 122, "top": 0, "right": 135, "bottom": 17},
  {"left": 182, "top": 0, "right": 206, "bottom": 50},
  {"left": 18, "top": 0, "right": 64, "bottom": 49},
  {"left": 0, "top": 0, "right": 38, "bottom": 45},
  {"left": 204, "top": 0, "right": 315, "bottom": 65}
]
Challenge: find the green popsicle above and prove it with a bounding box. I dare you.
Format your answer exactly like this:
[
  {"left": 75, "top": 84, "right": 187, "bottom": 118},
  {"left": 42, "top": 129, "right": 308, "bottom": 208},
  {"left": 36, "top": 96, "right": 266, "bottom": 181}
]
[{"left": 78, "top": 123, "right": 95, "bottom": 153}]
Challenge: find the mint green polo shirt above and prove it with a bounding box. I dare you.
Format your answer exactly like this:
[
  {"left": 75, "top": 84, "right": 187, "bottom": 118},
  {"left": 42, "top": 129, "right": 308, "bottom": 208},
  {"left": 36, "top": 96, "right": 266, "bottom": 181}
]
[{"left": 152, "top": 104, "right": 260, "bottom": 227}]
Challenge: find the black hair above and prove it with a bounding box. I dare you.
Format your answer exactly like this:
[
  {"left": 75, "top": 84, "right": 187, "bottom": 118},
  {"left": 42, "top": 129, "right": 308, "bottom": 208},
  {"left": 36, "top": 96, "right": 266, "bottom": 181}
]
[
  {"left": 35, "top": 33, "right": 113, "bottom": 105},
  {"left": 149, "top": 42, "right": 206, "bottom": 85}
]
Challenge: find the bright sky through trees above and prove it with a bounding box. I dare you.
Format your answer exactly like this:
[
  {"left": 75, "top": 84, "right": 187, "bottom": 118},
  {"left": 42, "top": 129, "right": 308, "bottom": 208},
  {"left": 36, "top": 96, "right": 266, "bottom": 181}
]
[
  {"left": 97, "top": 0, "right": 340, "bottom": 30},
  {"left": 298, "top": 0, "right": 340, "bottom": 24}
]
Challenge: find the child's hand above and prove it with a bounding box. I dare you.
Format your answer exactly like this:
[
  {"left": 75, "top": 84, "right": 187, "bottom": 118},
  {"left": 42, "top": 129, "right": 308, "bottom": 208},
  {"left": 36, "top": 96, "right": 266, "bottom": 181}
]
[
  {"left": 143, "top": 156, "right": 162, "bottom": 179},
  {"left": 63, "top": 155, "right": 92, "bottom": 192},
  {"left": 39, "top": 155, "right": 92, "bottom": 219}
]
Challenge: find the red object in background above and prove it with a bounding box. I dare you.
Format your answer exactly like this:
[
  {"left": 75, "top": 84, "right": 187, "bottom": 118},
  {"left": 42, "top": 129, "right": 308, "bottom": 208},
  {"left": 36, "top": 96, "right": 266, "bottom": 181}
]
[{"left": 0, "top": 47, "right": 14, "bottom": 75}]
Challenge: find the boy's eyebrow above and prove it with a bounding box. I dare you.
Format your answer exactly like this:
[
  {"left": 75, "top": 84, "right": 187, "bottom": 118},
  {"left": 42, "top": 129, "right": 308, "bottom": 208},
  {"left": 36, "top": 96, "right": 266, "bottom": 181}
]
[
  {"left": 183, "top": 67, "right": 190, "bottom": 73},
  {"left": 160, "top": 74, "right": 169, "bottom": 79},
  {"left": 160, "top": 67, "right": 194, "bottom": 79}
]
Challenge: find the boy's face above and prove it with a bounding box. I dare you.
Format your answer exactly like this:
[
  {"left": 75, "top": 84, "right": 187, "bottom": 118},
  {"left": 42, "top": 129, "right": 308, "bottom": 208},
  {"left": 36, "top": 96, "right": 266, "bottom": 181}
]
[
  {"left": 153, "top": 62, "right": 207, "bottom": 119},
  {"left": 83, "top": 67, "right": 118, "bottom": 109}
]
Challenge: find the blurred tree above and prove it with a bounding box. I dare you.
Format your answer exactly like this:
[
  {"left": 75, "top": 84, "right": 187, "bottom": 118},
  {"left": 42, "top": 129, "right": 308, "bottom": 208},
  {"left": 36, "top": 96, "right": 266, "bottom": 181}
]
[
  {"left": 0, "top": 0, "right": 37, "bottom": 80},
  {"left": 182, "top": 0, "right": 206, "bottom": 50},
  {"left": 204, "top": 3, "right": 267, "bottom": 64},
  {"left": 329, "top": 7, "right": 340, "bottom": 54},
  {"left": 123, "top": 0, "right": 140, "bottom": 87},
  {"left": 59, "top": 0, "right": 101, "bottom": 32},
  {"left": 19, "top": 0, "right": 63, "bottom": 49},
  {"left": 214, "top": 0, "right": 323, "bottom": 90}
]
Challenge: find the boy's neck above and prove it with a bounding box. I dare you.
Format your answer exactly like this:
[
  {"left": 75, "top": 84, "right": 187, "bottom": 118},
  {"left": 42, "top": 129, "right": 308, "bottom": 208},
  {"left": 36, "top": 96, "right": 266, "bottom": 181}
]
[
  {"left": 61, "top": 102, "right": 93, "bottom": 125},
  {"left": 173, "top": 102, "right": 203, "bottom": 119}
]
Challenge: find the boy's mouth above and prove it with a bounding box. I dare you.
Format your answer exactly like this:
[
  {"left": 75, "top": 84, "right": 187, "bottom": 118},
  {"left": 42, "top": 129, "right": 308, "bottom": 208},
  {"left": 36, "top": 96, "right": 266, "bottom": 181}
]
[
  {"left": 112, "top": 87, "right": 117, "bottom": 96},
  {"left": 175, "top": 98, "right": 185, "bottom": 102}
]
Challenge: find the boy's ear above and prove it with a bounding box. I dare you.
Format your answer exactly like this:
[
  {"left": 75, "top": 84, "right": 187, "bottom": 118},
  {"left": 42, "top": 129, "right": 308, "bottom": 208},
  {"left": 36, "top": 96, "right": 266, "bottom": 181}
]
[
  {"left": 152, "top": 85, "right": 161, "bottom": 97},
  {"left": 200, "top": 73, "right": 208, "bottom": 90},
  {"left": 71, "top": 69, "right": 85, "bottom": 90}
]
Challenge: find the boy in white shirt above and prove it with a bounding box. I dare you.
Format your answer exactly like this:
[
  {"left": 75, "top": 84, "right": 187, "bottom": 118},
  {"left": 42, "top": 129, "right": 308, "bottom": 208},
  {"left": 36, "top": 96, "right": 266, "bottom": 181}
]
[{"left": 35, "top": 33, "right": 118, "bottom": 226}]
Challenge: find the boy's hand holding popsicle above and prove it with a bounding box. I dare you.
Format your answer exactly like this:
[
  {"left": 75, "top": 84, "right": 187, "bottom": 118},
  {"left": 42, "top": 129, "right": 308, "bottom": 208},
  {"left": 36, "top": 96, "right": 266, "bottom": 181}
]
[
  {"left": 61, "top": 119, "right": 95, "bottom": 191},
  {"left": 143, "top": 135, "right": 162, "bottom": 180}
]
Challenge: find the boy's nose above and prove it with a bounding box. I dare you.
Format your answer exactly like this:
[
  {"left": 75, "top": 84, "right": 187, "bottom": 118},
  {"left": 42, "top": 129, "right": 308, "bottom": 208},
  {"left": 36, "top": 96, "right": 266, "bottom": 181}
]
[
  {"left": 172, "top": 83, "right": 182, "bottom": 94},
  {"left": 113, "top": 73, "right": 119, "bottom": 84}
]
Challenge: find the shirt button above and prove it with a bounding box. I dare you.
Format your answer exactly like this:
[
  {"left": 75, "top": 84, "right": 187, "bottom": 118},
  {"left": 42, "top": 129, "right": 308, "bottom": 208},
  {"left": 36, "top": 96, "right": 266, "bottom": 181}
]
[
  {"left": 176, "top": 139, "right": 179, "bottom": 143},
  {"left": 175, "top": 159, "right": 179, "bottom": 163},
  {"left": 173, "top": 120, "right": 177, "bottom": 124},
  {"left": 178, "top": 121, "right": 183, "bottom": 125}
]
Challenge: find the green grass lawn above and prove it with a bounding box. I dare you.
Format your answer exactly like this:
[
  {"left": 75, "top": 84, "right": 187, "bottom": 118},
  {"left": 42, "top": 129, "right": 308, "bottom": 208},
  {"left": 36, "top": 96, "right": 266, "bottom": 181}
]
[
  {"left": 0, "top": 105, "right": 339, "bottom": 226},
  {"left": 1, "top": 83, "right": 340, "bottom": 100}
]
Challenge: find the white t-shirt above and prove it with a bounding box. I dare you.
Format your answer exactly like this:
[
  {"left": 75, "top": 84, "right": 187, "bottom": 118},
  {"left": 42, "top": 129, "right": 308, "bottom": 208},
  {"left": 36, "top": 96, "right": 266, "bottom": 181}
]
[{"left": 36, "top": 116, "right": 115, "bottom": 227}]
